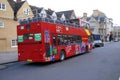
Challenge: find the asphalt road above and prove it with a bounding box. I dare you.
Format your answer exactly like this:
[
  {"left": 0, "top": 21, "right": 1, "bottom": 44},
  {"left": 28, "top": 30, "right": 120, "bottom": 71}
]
[{"left": 0, "top": 42, "right": 120, "bottom": 80}]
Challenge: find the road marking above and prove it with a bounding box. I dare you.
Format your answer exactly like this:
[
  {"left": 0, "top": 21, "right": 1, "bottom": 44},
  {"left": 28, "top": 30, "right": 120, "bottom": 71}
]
[{"left": 119, "top": 76, "right": 120, "bottom": 80}]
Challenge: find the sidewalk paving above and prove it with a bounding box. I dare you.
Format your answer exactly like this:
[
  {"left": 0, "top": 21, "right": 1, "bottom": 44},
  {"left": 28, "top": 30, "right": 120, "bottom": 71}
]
[
  {"left": 0, "top": 51, "right": 18, "bottom": 70},
  {"left": 104, "top": 41, "right": 113, "bottom": 44}
]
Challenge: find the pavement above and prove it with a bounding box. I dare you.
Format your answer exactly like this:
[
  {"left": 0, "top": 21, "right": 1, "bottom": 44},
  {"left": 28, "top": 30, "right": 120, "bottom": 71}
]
[{"left": 0, "top": 51, "right": 18, "bottom": 70}]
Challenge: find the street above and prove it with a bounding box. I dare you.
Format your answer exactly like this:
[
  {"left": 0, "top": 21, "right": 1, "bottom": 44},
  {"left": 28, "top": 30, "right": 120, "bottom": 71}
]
[{"left": 0, "top": 42, "right": 120, "bottom": 80}]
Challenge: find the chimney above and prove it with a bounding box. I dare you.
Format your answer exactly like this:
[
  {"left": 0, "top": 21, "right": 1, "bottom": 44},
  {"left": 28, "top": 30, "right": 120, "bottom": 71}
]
[
  {"left": 48, "top": 8, "right": 52, "bottom": 11},
  {"left": 83, "top": 13, "right": 87, "bottom": 18},
  {"left": 16, "top": 0, "right": 22, "bottom": 3},
  {"left": 93, "top": 9, "right": 99, "bottom": 17}
]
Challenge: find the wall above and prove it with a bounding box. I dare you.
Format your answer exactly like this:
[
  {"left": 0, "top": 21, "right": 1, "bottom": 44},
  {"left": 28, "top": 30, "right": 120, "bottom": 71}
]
[
  {"left": 0, "top": 18, "right": 18, "bottom": 52},
  {"left": 0, "top": 0, "right": 14, "bottom": 19},
  {"left": 17, "top": 1, "right": 34, "bottom": 20}
]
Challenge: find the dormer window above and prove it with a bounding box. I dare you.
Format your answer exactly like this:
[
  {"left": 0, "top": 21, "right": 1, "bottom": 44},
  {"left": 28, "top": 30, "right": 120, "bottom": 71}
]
[
  {"left": 52, "top": 16, "right": 57, "bottom": 20},
  {"left": 23, "top": 8, "right": 30, "bottom": 15},
  {"left": 0, "top": 3, "right": 6, "bottom": 10},
  {"left": 39, "top": 13, "right": 46, "bottom": 18}
]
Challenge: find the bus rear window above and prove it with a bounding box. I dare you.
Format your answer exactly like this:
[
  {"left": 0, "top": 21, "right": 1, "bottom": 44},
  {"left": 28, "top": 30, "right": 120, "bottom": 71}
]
[
  {"left": 18, "top": 33, "right": 41, "bottom": 42},
  {"left": 23, "top": 34, "right": 30, "bottom": 40}
]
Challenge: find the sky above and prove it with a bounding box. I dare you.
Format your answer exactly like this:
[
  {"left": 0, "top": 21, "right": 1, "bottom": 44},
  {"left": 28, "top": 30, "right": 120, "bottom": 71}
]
[{"left": 26, "top": 0, "right": 120, "bottom": 25}]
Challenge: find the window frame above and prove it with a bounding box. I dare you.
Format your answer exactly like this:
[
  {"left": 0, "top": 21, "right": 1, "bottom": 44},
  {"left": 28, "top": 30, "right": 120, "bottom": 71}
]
[
  {"left": 57, "top": 34, "right": 82, "bottom": 45},
  {"left": 0, "top": 3, "right": 6, "bottom": 10},
  {"left": 23, "top": 8, "right": 30, "bottom": 15},
  {"left": 0, "top": 21, "right": 4, "bottom": 28},
  {"left": 11, "top": 39, "right": 17, "bottom": 47}
]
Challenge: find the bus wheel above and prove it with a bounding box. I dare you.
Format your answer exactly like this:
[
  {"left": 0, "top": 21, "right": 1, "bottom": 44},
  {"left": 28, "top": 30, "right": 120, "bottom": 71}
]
[{"left": 60, "top": 50, "right": 65, "bottom": 61}]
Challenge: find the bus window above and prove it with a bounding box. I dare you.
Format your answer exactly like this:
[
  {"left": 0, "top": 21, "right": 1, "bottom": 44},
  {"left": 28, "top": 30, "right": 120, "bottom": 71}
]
[
  {"left": 57, "top": 35, "right": 63, "bottom": 45},
  {"left": 63, "top": 35, "right": 68, "bottom": 45},
  {"left": 53, "top": 35, "right": 57, "bottom": 46},
  {"left": 68, "top": 35, "right": 73, "bottom": 44},
  {"left": 23, "top": 34, "right": 29, "bottom": 40},
  {"left": 73, "top": 36, "right": 82, "bottom": 44},
  {"left": 57, "top": 35, "right": 68, "bottom": 45}
]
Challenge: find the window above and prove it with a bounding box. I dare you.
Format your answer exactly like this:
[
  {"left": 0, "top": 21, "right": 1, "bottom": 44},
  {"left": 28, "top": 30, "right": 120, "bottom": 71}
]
[
  {"left": 73, "top": 36, "right": 82, "bottom": 43},
  {"left": 57, "top": 34, "right": 82, "bottom": 45},
  {"left": 57, "top": 35, "right": 63, "bottom": 45},
  {"left": 52, "top": 35, "right": 57, "bottom": 46},
  {"left": 0, "top": 22, "right": 4, "bottom": 28},
  {"left": 11, "top": 39, "right": 17, "bottom": 47},
  {"left": 90, "top": 28, "right": 94, "bottom": 31},
  {"left": 23, "top": 8, "right": 30, "bottom": 15},
  {"left": 0, "top": 3, "right": 6, "bottom": 10}
]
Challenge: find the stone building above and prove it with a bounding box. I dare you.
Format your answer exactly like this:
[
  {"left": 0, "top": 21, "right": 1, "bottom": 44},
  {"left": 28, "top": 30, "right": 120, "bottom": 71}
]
[
  {"left": 82, "top": 10, "right": 113, "bottom": 41},
  {"left": 0, "top": 0, "right": 33, "bottom": 52}
]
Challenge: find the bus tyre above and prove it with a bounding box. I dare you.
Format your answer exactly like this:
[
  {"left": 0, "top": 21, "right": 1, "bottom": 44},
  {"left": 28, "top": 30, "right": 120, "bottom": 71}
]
[{"left": 60, "top": 50, "right": 65, "bottom": 61}]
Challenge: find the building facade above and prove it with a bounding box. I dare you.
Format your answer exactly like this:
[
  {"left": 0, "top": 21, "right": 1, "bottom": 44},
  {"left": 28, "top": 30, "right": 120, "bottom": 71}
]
[
  {"left": 82, "top": 10, "right": 113, "bottom": 41},
  {"left": 0, "top": 0, "right": 33, "bottom": 52}
]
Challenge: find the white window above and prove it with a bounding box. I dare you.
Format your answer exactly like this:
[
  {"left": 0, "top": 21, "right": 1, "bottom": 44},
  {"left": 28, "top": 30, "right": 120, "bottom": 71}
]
[
  {"left": 0, "top": 22, "right": 4, "bottom": 28},
  {"left": 0, "top": 3, "right": 6, "bottom": 10},
  {"left": 11, "top": 39, "right": 17, "bottom": 47},
  {"left": 23, "top": 8, "right": 30, "bottom": 15}
]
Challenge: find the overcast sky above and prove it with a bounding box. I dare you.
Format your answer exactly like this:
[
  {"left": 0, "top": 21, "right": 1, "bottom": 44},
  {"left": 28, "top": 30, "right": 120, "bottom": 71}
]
[{"left": 27, "top": 0, "right": 120, "bottom": 25}]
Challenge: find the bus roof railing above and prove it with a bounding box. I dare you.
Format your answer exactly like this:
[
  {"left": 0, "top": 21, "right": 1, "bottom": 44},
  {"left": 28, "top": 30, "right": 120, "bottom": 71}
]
[{"left": 18, "top": 9, "right": 83, "bottom": 28}]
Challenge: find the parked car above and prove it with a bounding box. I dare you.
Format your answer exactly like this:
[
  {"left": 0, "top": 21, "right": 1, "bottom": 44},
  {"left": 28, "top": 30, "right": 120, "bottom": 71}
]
[
  {"left": 114, "top": 38, "right": 119, "bottom": 42},
  {"left": 92, "top": 34, "right": 104, "bottom": 48}
]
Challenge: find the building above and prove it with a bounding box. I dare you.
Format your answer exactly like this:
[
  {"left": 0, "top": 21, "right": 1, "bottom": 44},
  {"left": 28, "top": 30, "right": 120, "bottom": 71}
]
[
  {"left": 57, "top": 10, "right": 77, "bottom": 20},
  {"left": 105, "top": 18, "right": 113, "bottom": 41},
  {"left": 113, "top": 26, "right": 120, "bottom": 39},
  {"left": 82, "top": 10, "right": 110, "bottom": 41},
  {"left": 30, "top": 6, "right": 47, "bottom": 18},
  {"left": 0, "top": 0, "right": 78, "bottom": 52},
  {"left": 0, "top": 0, "right": 33, "bottom": 52}
]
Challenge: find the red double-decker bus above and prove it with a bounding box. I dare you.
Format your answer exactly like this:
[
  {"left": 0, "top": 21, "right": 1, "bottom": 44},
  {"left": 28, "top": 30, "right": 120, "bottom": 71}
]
[{"left": 17, "top": 17, "right": 92, "bottom": 62}]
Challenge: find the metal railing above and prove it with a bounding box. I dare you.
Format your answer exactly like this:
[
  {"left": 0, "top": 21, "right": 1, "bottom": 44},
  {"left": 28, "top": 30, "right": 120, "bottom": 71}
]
[{"left": 18, "top": 9, "right": 80, "bottom": 28}]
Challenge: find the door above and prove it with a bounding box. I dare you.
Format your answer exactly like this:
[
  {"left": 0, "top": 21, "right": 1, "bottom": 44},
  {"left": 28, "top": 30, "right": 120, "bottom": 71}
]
[
  {"left": 0, "top": 39, "right": 6, "bottom": 52},
  {"left": 52, "top": 35, "right": 58, "bottom": 55}
]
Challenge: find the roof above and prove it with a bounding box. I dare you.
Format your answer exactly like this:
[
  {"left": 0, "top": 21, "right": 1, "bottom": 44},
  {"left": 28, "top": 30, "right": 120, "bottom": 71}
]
[
  {"left": 7, "top": 0, "right": 27, "bottom": 20},
  {"left": 7, "top": 0, "right": 16, "bottom": 11},
  {"left": 92, "top": 10, "right": 107, "bottom": 22},
  {"left": 14, "top": 1, "right": 25, "bottom": 12},
  {"left": 93, "top": 16, "right": 106, "bottom": 22},
  {"left": 57, "top": 10, "right": 75, "bottom": 20},
  {"left": 56, "top": 13, "right": 62, "bottom": 18},
  {"left": 46, "top": 9, "right": 54, "bottom": 15},
  {"left": 7, "top": 0, "right": 25, "bottom": 13},
  {"left": 86, "top": 17, "right": 91, "bottom": 21},
  {"left": 56, "top": 13, "right": 63, "bottom": 20},
  {"left": 30, "top": 5, "right": 41, "bottom": 11},
  {"left": 30, "top": 5, "right": 43, "bottom": 16}
]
